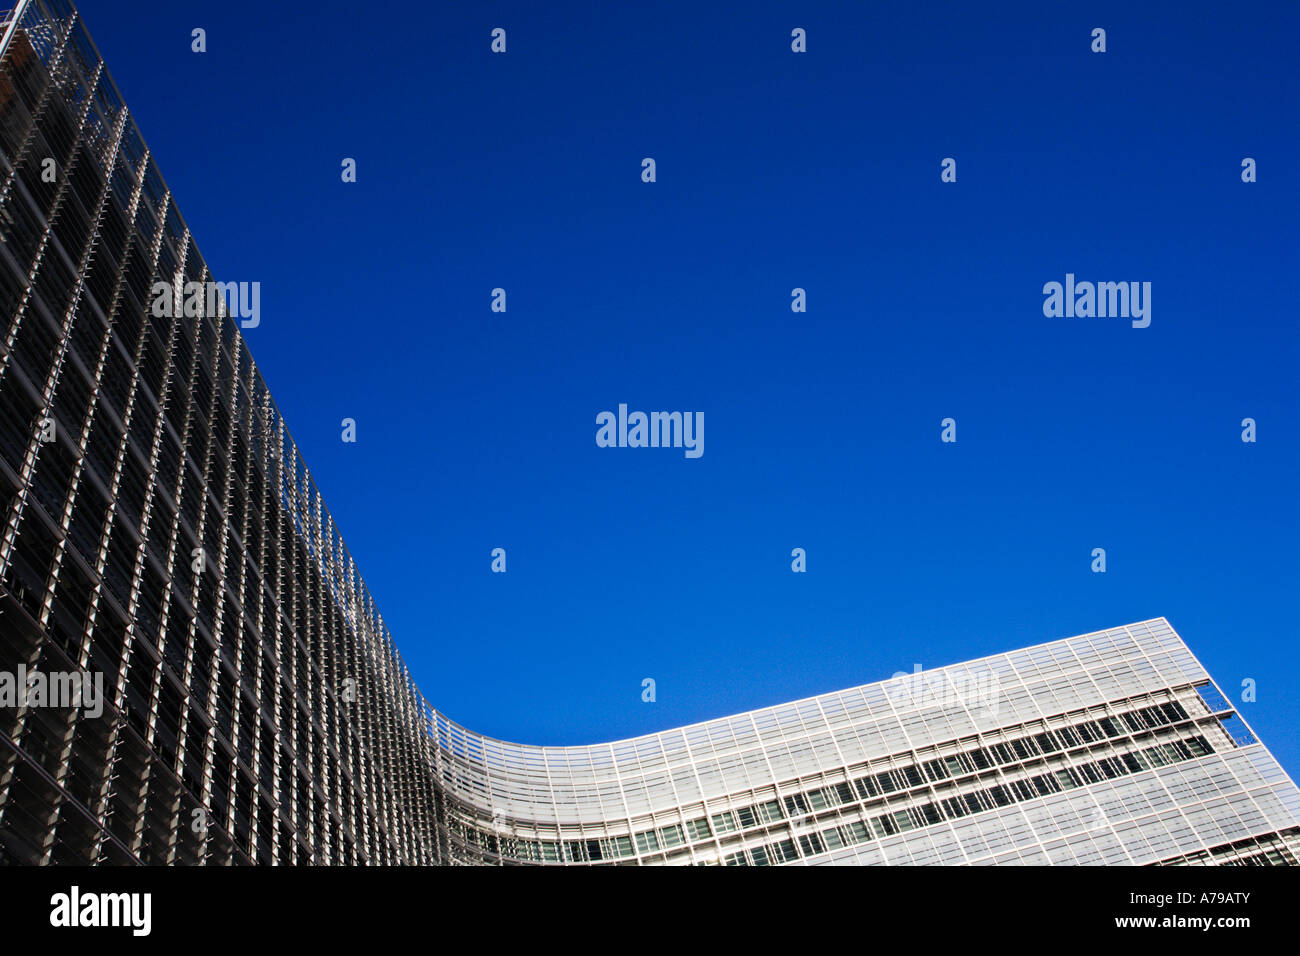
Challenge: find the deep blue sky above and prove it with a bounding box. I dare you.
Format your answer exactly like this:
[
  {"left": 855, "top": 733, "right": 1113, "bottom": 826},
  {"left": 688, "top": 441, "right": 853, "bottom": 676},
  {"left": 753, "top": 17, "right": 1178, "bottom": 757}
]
[{"left": 75, "top": 1, "right": 1298, "bottom": 772}]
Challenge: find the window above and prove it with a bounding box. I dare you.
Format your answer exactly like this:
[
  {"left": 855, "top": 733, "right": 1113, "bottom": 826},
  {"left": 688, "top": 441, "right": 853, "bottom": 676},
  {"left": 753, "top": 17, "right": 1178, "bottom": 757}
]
[
  {"left": 710, "top": 811, "right": 737, "bottom": 834},
  {"left": 685, "top": 818, "right": 711, "bottom": 841},
  {"left": 798, "top": 833, "right": 825, "bottom": 857}
]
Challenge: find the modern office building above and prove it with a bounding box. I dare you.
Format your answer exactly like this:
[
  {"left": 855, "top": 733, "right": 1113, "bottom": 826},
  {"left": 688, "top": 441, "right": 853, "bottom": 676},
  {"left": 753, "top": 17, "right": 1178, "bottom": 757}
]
[{"left": 2, "top": 0, "right": 1299, "bottom": 867}]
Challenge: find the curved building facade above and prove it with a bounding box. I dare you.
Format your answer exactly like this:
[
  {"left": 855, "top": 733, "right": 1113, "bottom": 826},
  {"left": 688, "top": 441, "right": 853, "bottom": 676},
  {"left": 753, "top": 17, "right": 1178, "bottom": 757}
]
[
  {"left": 2, "top": 0, "right": 1299, "bottom": 867},
  {"left": 432, "top": 618, "right": 1300, "bottom": 866}
]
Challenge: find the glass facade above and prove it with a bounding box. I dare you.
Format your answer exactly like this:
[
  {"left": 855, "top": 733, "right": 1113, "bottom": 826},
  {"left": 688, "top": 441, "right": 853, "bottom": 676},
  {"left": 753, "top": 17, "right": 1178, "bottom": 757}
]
[
  {"left": 430, "top": 619, "right": 1300, "bottom": 866},
  {"left": 2, "top": 0, "right": 1298, "bottom": 866}
]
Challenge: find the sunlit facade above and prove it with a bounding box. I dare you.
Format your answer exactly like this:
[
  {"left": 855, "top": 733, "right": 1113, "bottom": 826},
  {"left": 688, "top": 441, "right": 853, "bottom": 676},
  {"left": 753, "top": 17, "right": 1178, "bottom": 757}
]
[
  {"left": 2, "top": 0, "right": 1299, "bottom": 867},
  {"left": 431, "top": 618, "right": 1300, "bottom": 866}
]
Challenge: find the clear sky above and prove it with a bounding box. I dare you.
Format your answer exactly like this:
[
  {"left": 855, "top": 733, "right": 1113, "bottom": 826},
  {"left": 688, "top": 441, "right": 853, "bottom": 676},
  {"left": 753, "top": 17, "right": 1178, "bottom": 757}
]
[{"left": 75, "top": 0, "right": 1298, "bottom": 773}]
